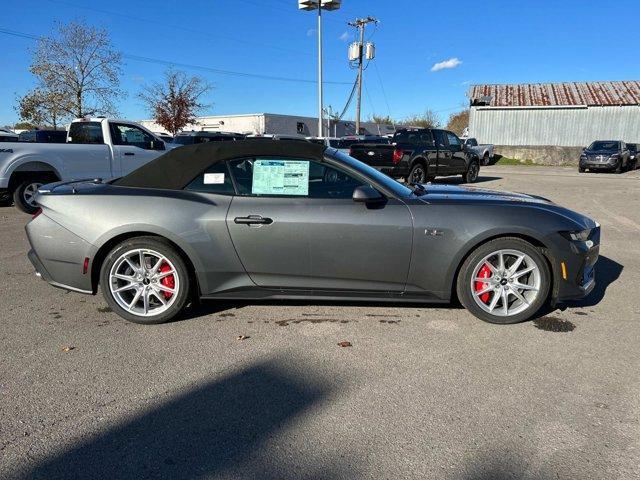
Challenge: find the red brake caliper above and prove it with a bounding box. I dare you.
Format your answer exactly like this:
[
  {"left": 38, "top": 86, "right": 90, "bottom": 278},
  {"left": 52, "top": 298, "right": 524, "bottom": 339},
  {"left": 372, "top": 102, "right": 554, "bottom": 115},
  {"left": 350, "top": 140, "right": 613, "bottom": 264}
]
[
  {"left": 159, "top": 263, "right": 175, "bottom": 299},
  {"left": 475, "top": 264, "right": 492, "bottom": 303}
]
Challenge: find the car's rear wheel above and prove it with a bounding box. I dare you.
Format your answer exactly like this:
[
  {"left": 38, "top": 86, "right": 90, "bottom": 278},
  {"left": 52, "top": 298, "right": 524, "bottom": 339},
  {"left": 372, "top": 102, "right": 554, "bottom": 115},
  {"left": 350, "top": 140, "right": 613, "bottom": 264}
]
[
  {"left": 482, "top": 153, "right": 490, "bottom": 166},
  {"left": 408, "top": 163, "right": 427, "bottom": 184},
  {"left": 13, "top": 180, "right": 45, "bottom": 214},
  {"left": 462, "top": 161, "right": 479, "bottom": 183},
  {"left": 456, "top": 237, "right": 550, "bottom": 324},
  {"left": 578, "top": 167, "right": 586, "bottom": 173},
  {"left": 99, "top": 237, "right": 191, "bottom": 324}
]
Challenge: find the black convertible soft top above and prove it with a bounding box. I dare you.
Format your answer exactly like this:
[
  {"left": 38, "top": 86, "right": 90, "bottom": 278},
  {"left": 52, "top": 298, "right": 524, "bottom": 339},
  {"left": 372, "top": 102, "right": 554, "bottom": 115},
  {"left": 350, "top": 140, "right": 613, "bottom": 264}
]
[{"left": 114, "top": 139, "right": 326, "bottom": 190}]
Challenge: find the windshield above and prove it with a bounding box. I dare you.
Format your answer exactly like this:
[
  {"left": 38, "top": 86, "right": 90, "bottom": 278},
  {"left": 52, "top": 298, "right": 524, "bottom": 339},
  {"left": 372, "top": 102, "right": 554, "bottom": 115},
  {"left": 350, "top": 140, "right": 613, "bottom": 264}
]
[
  {"left": 328, "top": 150, "right": 413, "bottom": 198},
  {"left": 588, "top": 141, "right": 619, "bottom": 151}
]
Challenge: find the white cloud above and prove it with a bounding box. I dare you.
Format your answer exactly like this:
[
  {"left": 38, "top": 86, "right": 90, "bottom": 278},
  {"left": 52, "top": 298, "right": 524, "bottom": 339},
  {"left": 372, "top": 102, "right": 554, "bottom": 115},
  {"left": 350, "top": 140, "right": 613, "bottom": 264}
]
[
  {"left": 431, "top": 57, "right": 462, "bottom": 72},
  {"left": 339, "top": 31, "right": 349, "bottom": 42},
  {"left": 306, "top": 28, "right": 316, "bottom": 37}
]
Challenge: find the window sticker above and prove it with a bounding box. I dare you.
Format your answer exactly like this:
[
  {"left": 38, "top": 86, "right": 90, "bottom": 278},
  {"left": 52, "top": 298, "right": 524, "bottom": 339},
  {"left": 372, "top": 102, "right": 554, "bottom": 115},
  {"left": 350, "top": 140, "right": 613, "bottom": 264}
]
[
  {"left": 203, "top": 173, "right": 225, "bottom": 184},
  {"left": 252, "top": 160, "right": 309, "bottom": 196}
]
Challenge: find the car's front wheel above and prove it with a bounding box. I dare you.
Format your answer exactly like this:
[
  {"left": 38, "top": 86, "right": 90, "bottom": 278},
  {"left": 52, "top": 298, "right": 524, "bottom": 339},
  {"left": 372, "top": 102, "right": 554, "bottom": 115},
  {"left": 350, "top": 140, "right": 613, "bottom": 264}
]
[
  {"left": 100, "top": 237, "right": 191, "bottom": 324},
  {"left": 456, "top": 237, "right": 550, "bottom": 324}
]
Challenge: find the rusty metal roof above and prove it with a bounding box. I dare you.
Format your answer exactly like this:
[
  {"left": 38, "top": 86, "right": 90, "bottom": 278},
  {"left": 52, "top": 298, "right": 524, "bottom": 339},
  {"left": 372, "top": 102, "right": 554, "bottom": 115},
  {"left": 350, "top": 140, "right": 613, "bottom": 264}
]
[{"left": 469, "top": 81, "right": 640, "bottom": 107}]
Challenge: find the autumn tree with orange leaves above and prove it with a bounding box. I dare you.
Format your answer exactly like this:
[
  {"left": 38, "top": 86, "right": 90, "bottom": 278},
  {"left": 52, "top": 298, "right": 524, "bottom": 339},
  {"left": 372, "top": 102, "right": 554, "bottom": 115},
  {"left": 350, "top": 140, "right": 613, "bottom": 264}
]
[{"left": 139, "top": 70, "right": 212, "bottom": 135}]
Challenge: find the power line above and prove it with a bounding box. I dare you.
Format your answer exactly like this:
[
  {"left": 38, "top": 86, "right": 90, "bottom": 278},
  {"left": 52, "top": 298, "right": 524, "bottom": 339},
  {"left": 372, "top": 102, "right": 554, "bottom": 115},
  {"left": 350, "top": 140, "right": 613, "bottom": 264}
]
[
  {"left": 43, "top": 0, "right": 345, "bottom": 61},
  {"left": 372, "top": 60, "right": 394, "bottom": 122},
  {"left": 0, "top": 27, "right": 352, "bottom": 86}
]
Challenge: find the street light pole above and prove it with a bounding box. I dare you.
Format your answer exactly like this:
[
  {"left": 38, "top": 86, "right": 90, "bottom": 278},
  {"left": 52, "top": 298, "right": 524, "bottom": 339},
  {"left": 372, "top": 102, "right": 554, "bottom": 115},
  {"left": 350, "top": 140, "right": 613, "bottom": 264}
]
[{"left": 299, "top": 0, "right": 342, "bottom": 138}]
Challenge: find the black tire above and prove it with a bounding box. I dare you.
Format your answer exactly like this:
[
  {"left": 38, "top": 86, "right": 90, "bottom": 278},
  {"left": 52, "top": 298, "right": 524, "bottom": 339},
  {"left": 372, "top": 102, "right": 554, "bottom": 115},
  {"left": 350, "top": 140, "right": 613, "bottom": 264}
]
[
  {"left": 462, "top": 161, "right": 479, "bottom": 183},
  {"left": 456, "top": 237, "right": 551, "bottom": 324},
  {"left": 408, "top": 162, "right": 427, "bottom": 184},
  {"left": 482, "top": 153, "right": 490, "bottom": 166},
  {"left": 578, "top": 167, "right": 585, "bottom": 173},
  {"left": 13, "top": 179, "right": 45, "bottom": 214},
  {"left": 615, "top": 160, "right": 622, "bottom": 174},
  {"left": 99, "top": 236, "right": 192, "bottom": 325}
]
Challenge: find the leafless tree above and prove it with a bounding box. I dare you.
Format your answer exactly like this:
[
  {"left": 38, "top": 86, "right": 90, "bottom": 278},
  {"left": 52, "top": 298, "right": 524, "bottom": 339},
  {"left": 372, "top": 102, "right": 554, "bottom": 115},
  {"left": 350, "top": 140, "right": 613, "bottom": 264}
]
[
  {"left": 138, "top": 69, "right": 212, "bottom": 135},
  {"left": 402, "top": 109, "right": 441, "bottom": 129},
  {"left": 21, "top": 20, "right": 124, "bottom": 119}
]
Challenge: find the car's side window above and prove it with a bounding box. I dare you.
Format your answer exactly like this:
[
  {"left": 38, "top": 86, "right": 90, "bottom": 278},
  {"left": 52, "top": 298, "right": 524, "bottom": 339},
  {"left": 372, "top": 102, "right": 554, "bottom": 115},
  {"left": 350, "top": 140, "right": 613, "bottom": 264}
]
[
  {"left": 110, "top": 123, "right": 155, "bottom": 150},
  {"left": 433, "top": 130, "right": 446, "bottom": 148},
  {"left": 184, "top": 162, "right": 235, "bottom": 195},
  {"left": 228, "top": 157, "right": 366, "bottom": 199},
  {"left": 446, "top": 132, "right": 461, "bottom": 149}
]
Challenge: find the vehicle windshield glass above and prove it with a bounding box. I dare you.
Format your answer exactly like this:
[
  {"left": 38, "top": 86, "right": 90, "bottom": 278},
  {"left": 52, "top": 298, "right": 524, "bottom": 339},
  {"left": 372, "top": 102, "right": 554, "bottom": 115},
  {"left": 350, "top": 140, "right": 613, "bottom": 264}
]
[
  {"left": 589, "top": 141, "right": 619, "bottom": 150},
  {"left": 173, "top": 136, "right": 194, "bottom": 145},
  {"left": 328, "top": 149, "right": 413, "bottom": 198}
]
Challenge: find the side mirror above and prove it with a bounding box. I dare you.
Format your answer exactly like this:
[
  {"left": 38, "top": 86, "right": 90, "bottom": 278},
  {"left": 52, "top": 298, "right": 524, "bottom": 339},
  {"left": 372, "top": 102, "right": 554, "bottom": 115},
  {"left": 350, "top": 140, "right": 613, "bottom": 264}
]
[
  {"left": 353, "top": 185, "right": 385, "bottom": 205},
  {"left": 150, "top": 140, "right": 165, "bottom": 151}
]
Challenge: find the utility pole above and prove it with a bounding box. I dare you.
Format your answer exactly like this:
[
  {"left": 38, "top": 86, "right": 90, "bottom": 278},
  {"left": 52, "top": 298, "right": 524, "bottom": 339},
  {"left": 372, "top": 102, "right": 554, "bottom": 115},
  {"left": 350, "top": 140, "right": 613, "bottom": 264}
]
[{"left": 348, "top": 16, "right": 377, "bottom": 134}]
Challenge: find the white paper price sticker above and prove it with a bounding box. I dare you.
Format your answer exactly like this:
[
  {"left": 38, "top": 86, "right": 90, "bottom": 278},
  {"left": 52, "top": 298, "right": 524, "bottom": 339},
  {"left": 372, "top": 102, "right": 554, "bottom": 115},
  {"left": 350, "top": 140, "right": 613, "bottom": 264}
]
[{"left": 204, "top": 173, "right": 225, "bottom": 184}]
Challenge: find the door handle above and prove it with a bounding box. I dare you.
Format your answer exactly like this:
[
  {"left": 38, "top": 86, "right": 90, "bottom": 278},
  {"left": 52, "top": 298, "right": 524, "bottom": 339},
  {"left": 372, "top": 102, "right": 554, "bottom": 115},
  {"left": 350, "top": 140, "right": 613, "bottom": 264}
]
[
  {"left": 234, "top": 215, "right": 273, "bottom": 225},
  {"left": 124, "top": 152, "right": 135, "bottom": 156}
]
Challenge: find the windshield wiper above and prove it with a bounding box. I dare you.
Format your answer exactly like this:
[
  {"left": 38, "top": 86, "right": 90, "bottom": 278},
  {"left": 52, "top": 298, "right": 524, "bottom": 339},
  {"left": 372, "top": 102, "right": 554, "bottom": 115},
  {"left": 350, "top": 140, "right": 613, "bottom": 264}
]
[{"left": 409, "top": 182, "right": 427, "bottom": 196}]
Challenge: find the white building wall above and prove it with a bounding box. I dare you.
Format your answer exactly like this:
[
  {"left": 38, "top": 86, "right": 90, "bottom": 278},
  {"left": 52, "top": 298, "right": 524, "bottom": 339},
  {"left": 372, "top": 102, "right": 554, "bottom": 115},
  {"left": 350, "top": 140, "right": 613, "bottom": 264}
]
[
  {"left": 139, "top": 113, "right": 396, "bottom": 138},
  {"left": 469, "top": 105, "right": 640, "bottom": 146}
]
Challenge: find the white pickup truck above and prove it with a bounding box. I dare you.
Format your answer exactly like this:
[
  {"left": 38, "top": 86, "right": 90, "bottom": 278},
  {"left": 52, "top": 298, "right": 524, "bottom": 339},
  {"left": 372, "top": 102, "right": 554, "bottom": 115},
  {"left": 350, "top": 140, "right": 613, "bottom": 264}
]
[
  {"left": 462, "top": 137, "right": 494, "bottom": 166},
  {"left": 0, "top": 118, "right": 167, "bottom": 213}
]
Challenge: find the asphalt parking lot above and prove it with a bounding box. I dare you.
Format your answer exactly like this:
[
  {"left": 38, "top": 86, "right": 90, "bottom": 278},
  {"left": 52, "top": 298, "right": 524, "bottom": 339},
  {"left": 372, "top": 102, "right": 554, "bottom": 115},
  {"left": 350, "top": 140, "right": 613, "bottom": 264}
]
[{"left": 1, "top": 165, "right": 639, "bottom": 479}]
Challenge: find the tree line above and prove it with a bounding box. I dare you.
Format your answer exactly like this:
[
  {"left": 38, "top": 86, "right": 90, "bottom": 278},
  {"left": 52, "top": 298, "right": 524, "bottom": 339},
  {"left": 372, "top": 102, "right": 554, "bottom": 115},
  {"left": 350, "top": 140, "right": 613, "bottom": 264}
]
[{"left": 14, "top": 20, "right": 469, "bottom": 136}]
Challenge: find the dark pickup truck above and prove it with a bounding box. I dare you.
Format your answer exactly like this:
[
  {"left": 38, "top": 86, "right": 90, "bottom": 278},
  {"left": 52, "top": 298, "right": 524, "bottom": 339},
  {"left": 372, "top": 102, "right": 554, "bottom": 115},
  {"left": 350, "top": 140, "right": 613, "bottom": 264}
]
[{"left": 349, "top": 128, "right": 479, "bottom": 184}]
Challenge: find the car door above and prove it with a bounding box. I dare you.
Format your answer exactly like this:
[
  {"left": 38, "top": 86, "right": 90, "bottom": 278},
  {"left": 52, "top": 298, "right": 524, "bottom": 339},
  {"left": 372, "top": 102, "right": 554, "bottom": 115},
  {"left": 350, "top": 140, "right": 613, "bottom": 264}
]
[
  {"left": 109, "top": 122, "right": 165, "bottom": 176},
  {"left": 225, "top": 156, "right": 413, "bottom": 292},
  {"left": 432, "top": 130, "right": 451, "bottom": 174},
  {"left": 445, "top": 131, "right": 468, "bottom": 173}
]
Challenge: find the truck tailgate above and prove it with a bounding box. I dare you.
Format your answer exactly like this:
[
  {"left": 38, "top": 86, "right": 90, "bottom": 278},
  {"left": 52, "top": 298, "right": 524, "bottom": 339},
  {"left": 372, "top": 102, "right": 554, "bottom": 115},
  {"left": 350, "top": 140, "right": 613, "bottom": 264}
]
[{"left": 349, "top": 143, "right": 395, "bottom": 167}]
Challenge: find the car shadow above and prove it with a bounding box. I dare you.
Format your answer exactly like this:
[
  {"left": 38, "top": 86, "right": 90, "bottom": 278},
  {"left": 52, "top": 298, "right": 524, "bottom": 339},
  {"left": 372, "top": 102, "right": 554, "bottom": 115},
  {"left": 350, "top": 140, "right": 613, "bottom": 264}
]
[{"left": 15, "top": 357, "right": 354, "bottom": 480}]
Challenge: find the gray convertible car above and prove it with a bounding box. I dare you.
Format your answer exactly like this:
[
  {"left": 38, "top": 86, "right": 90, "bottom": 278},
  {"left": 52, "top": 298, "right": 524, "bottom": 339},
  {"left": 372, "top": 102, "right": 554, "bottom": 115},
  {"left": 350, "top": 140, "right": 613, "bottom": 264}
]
[{"left": 26, "top": 140, "right": 600, "bottom": 325}]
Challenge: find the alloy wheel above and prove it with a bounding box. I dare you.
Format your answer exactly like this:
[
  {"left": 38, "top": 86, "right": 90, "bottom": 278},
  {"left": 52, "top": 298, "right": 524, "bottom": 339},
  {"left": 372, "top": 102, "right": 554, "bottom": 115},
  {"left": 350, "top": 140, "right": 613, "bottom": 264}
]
[
  {"left": 22, "top": 182, "right": 43, "bottom": 207},
  {"left": 108, "top": 248, "right": 180, "bottom": 317},
  {"left": 470, "top": 249, "right": 541, "bottom": 317}
]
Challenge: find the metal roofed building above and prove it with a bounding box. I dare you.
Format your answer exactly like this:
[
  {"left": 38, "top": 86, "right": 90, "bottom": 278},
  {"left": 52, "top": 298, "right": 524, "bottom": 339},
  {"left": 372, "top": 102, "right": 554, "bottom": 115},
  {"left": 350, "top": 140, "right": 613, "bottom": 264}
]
[{"left": 468, "top": 81, "right": 640, "bottom": 148}]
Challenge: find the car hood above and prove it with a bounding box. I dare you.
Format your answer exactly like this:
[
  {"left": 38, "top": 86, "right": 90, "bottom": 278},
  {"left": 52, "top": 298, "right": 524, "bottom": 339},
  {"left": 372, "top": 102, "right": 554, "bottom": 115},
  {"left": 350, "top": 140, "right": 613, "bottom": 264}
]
[
  {"left": 583, "top": 150, "right": 616, "bottom": 155},
  {"left": 416, "top": 183, "right": 552, "bottom": 204},
  {"left": 412, "top": 184, "right": 597, "bottom": 229}
]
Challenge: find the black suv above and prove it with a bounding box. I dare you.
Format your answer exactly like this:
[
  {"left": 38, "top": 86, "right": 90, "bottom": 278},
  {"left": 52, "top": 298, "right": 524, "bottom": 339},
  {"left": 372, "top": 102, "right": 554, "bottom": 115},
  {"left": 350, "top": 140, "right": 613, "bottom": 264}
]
[
  {"left": 171, "top": 131, "right": 245, "bottom": 146},
  {"left": 349, "top": 128, "right": 478, "bottom": 183},
  {"left": 579, "top": 141, "right": 631, "bottom": 173}
]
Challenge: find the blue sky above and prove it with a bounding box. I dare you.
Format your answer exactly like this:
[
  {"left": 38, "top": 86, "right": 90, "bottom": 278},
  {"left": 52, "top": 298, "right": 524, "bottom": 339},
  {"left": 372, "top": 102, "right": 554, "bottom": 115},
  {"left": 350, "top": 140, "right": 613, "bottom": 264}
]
[{"left": 1, "top": 0, "right": 638, "bottom": 126}]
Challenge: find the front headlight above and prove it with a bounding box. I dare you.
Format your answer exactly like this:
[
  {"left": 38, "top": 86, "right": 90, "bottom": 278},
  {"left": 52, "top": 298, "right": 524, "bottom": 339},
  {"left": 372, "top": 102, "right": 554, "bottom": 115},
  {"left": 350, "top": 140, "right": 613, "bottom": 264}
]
[{"left": 560, "top": 229, "right": 591, "bottom": 241}]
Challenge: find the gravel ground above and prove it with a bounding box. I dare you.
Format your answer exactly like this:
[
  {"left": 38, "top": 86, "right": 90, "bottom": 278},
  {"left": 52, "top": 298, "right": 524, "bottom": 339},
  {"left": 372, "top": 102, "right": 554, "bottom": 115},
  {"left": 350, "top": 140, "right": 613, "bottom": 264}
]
[{"left": 0, "top": 165, "right": 639, "bottom": 479}]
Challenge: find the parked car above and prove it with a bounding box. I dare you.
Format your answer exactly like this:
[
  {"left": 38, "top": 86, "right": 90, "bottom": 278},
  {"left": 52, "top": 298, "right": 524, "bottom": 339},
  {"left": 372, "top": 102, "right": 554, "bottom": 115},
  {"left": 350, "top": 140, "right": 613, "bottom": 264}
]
[
  {"left": 26, "top": 140, "right": 599, "bottom": 325},
  {"left": 154, "top": 132, "right": 173, "bottom": 144},
  {"left": 627, "top": 143, "right": 638, "bottom": 169},
  {"left": 579, "top": 141, "right": 631, "bottom": 173},
  {"left": 338, "top": 135, "right": 389, "bottom": 149},
  {"left": 349, "top": 127, "right": 479, "bottom": 184},
  {"left": 172, "top": 131, "right": 245, "bottom": 146},
  {"left": 0, "top": 118, "right": 166, "bottom": 213},
  {"left": 306, "top": 137, "right": 342, "bottom": 149},
  {"left": 246, "top": 134, "right": 308, "bottom": 142},
  {"left": 462, "top": 137, "right": 494, "bottom": 165},
  {"left": 18, "top": 130, "right": 67, "bottom": 143},
  {"left": 0, "top": 130, "right": 19, "bottom": 142}
]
